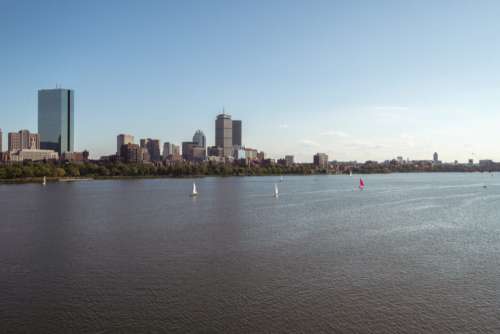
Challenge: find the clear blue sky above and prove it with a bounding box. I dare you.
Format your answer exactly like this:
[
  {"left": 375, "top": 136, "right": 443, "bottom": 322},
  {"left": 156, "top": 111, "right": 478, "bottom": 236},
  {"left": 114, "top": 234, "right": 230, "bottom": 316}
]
[{"left": 2, "top": 0, "right": 500, "bottom": 162}]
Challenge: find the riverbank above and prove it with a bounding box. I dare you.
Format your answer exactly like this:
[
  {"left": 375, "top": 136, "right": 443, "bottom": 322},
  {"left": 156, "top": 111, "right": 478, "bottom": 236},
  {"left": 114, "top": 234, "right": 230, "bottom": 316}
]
[{"left": 0, "top": 170, "right": 496, "bottom": 185}]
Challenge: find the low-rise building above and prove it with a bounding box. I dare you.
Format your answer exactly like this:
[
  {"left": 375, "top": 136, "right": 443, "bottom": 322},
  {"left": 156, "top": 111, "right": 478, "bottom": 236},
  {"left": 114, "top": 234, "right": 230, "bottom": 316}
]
[
  {"left": 61, "top": 151, "right": 89, "bottom": 162},
  {"left": 10, "top": 149, "right": 59, "bottom": 162}
]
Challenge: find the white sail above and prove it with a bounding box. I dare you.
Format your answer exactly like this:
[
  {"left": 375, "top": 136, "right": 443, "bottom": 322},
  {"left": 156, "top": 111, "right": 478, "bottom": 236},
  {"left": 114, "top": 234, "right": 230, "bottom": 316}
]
[
  {"left": 42, "top": 176, "right": 46, "bottom": 186},
  {"left": 274, "top": 183, "right": 279, "bottom": 197},
  {"left": 192, "top": 182, "right": 198, "bottom": 196}
]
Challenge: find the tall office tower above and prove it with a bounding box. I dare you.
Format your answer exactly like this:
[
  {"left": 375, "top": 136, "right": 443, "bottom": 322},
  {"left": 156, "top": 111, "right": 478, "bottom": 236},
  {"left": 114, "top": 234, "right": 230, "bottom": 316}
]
[
  {"left": 232, "top": 120, "right": 242, "bottom": 147},
  {"left": 8, "top": 130, "right": 40, "bottom": 151},
  {"left": 38, "top": 88, "right": 74, "bottom": 154},
  {"left": 215, "top": 113, "right": 233, "bottom": 157},
  {"left": 140, "top": 138, "right": 161, "bottom": 161},
  {"left": 0, "top": 128, "right": 2, "bottom": 152},
  {"left": 433, "top": 152, "right": 439, "bottom": 163},
  {"left": 117, "top": 134, "right": 134, "bottom": 156},
  {"left": 192, "top": 130, "right": 206, "bottom": 148}
]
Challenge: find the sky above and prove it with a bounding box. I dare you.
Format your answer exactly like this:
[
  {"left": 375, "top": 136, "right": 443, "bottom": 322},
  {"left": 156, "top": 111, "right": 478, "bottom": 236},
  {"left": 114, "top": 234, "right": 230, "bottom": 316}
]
[{"left": 2, "top": 0, "right": 500, "bottom": 162}]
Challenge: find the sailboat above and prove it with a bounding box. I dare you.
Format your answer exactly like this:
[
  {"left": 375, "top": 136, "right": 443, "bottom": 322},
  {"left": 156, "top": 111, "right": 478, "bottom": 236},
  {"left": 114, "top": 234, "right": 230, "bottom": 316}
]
[
  {"left": 349, "top": 170, "right": 353, "bottom": 177},
  {"left": 274, "top": 183, "right": 279, "bottom": 198},
  {"left": 190, "top": 182, "right": 198, "bottom": 197},
  {"left": 280, "top": 175, "right": 284, "bottom": 182},
  {"left": 42, "top": 176, "right": 47, "bottom": 186},
  {"left": 359, "top": 178, "right": 365, "bottom": 191}
]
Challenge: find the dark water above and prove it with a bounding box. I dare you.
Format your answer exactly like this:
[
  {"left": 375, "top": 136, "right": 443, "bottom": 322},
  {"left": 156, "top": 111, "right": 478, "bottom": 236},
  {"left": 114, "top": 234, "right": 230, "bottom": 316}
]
[{"left": 2, "top": 174, "right": 500, "bottom": 333}]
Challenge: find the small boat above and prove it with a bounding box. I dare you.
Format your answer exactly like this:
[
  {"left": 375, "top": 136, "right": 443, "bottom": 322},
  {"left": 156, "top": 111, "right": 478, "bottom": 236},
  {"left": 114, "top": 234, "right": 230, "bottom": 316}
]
[
  {"left": 349, "top": 170, "right": 353, "bottom": 177},
  {"left": 190, "top": 182, "right": 198, "bottom": 197},
  {"left": 274, "top": 183, "right": 279, "bottom": 198},
  {"left": 42, "top": 176, "right": 47, "bottom": 186},
  {"left": 359, "top": 178, "right": 365, "bottom": 190},
  {"left": 280, "top": 175, "right": 284, "bottom": 182}
]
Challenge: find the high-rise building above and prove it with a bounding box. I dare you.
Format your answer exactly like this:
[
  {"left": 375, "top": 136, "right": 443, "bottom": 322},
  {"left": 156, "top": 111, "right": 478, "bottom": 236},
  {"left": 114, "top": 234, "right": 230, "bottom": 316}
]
[
  {"left": 215, "top": 113, "right": 233, "bottom": 157},
  {"left": 285, "top": 155, "right": 294, "bottom": 165},
  {"left": 140, "top": 138, "right": 161, "bottom": 161},
  {"left": 192, "top": 130, "right": 206, "bottom": 148},
  {"left": 232, "top": 120, "right": 242, "bottom": 147},
  {"left": 38, "top": 88, "right": 74, "bottom": 154},
  {"left": 0, "top": 128, "right": 2, "bottom": 152},
  {"left": 8, "top": 130, "right": 40, "bottom": 151},
  {"left": 313, "top": 153, "right": 329, "bottom": 169},
  {"left": 117, "top": 134, "right": 134, "bottom": 156},
  {"left": 433, "top": 152, "right": 439, "bottom": 163}
]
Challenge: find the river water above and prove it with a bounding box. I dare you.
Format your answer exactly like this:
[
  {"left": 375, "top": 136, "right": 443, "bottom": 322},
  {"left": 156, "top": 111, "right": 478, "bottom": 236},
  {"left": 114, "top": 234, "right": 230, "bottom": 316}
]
[{"left": 2, "top": 174, "right": 500, "bottom": 333}]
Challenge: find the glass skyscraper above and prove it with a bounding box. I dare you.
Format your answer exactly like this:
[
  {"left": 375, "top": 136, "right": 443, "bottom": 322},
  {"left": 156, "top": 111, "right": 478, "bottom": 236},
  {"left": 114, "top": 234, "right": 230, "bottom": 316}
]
[{"left": 38, "top": 89, "right": 74, "bottom": 154}]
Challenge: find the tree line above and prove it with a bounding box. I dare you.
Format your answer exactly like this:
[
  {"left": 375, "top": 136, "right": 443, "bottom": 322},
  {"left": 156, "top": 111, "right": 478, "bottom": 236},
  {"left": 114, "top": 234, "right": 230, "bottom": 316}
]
[{"left": 0, "top": 161, "right": 316, "bottom": 180}]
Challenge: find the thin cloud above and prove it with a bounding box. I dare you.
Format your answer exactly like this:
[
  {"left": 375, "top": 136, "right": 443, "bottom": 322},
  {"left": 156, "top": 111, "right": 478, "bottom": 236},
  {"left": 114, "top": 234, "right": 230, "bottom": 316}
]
[
  {"left": 320, "top": 130, "right": 350, "bottom": 137},
  {"left": 373, "top": 106, "right": 409, "bottom": 111},
  {"left": 299, "top": 139, "right": 320, "bottom": 147},
  {"left": 279, "top": 124, "right": 289, "bottom": 129}
]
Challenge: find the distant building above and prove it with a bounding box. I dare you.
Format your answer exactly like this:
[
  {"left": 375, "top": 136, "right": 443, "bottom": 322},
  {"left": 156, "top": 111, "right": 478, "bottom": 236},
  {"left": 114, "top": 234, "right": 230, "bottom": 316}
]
[
  {"left": 192, "top": 130, "right": 206, "bottom": 149},
  {"left": 182, "top": 141, "right": 206, "bottom": 162},
  {"left": 257, "top": 151, "right": 265, "bottom": 161},
  {"left": 479, "top": 160, "right": 495, "bottom": 169},
  {"left": 192, "top": 147, "right": 206, "bottom": 161},
  {"left": 433, "top": 152, "right": 439, "bottom": 163},
  {"left": 285, "top": 155, "right": 294, "bottom": 165},
  {"left": 141, "top": 147, "right": 150, "bottom": 162},
  {"left": 117, "top": 134, "right": 134, "bottom": 156},
  {"left": 232, "top": 120, "right": 242, "bottom": 147},
  {"left": 244, "top": 148, "right": 258, "bottom": 161},
  {"left": 8, "top": 130, "right": 40, "bottom": 151},
  {"left": 38, "top": 88, "right": 74, "bottom": 154},
  {"left": 0, "top": 128, "right": 2, "bottom": 152},
  {"left": 207, "top": 146, "right": 223, "bottom": 157},
  {"left": 171, "top": 144, "right": 180, "bottom": 159},
  {"left": 215, "top": 113, "right": 233, "bottom": 157},
  {"left": 10, "top": 149, "right": 59, "bottom": 162},
  {"left": 182, "top": 141, "right": 195, "bottom": 161},
  {"left": 140, "top": 138, "right": 161, "bottom": 162},
  {"left": 61, "top": 150, "right": 89, "bottom": 162},
  {"left": 468, "top": 158, "right": 474, "bottom": 165},
  {"left": 120, "top": 143, "right": 142, "bottom": 163},
  {"left": 163, "top": 142, "right": 173, "bottom": 160},
  {"left": 313, "top": 153, "right": 329, "bottom": 169},
  {"left": 235, "top": 148, "right": 246, "bottom": 160}
]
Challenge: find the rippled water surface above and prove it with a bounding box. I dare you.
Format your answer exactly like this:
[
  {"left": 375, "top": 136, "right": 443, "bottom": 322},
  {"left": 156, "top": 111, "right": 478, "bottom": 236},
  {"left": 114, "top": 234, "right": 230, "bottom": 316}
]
[{"left": 2, "top": 173, "right": 500, "bottom": 333}]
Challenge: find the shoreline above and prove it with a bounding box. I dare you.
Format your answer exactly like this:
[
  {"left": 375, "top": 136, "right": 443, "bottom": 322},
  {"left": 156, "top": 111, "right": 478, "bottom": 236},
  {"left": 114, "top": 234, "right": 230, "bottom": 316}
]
[{"left": 0, "top": 170, "right": 494, "bottom": 185}]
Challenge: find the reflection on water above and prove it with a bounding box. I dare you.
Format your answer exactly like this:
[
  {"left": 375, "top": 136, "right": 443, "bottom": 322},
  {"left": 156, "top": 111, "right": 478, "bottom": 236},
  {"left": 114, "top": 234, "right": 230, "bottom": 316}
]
[{"left": 2, "top": 173, "right": 500, "bottom": 333}]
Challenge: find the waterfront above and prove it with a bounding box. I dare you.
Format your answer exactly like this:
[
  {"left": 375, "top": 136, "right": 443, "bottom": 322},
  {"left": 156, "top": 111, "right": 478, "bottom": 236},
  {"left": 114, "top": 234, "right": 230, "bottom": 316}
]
[{"left": 2, "top": 173, "right": 500, "bottom": 333}]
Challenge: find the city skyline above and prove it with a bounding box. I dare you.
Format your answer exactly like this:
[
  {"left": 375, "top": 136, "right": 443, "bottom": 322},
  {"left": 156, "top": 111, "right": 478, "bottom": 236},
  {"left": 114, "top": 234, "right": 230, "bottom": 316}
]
[{"left": 3, "top": 1, "right": 500, "bottom": 162}]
